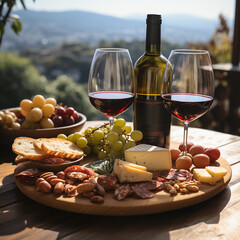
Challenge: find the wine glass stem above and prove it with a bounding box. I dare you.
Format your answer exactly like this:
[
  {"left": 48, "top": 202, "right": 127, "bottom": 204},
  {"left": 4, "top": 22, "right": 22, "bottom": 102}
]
[
  {"left": 109, "top": 117, "right": 114, "bottom": 127},
  {"left": 183, "top": 122, "right": 189, "bottom": 155}
]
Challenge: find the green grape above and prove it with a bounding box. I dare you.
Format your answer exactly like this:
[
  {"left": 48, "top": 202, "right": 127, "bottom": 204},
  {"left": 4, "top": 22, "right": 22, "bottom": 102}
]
[
  {"left": 84, "top": 128, "right": 92, "bottom": 135},
  {"left": 32, "top": 94, "right": 45, "bottom": 108},
  {"left": 86, "top": 136, "right": 92, "bottom": 145},
  {"left": 91, "top": 137, "right": 101, "bottom": 146},
  {"left": 122, "top": 125, "right": 132, "bottom": 134},
  {"left": 106, "top": 132, "right": 119, "bottom": 144},
  {"left": 83, "top": 145, "right": 91, "bottom": 155},
  {"left": 67, "top": 133, "right": 75, "bottom": 142},
  {"left": 42, "top": 104, "right": 55, "bottom": 118},
  {"left": 119, "top": 135, "right": 126, "bottom": 144},
  {"left": 57, "top": 134, "right": 68, "bottom": 140},
  {"left": 111, "top": 125, "right": 123, "bottom": 135},
  {"left": 112, "top": 141, "right": 123, "bottom": 152},
  {"left": 92, "top": 145, "right": 100, "bottom": 155},
  {"left": 89, "top": 126, "right": 97, "bottom": 130},
  {"left": 103, "top": 144, "right": 111, "bottom": 154},
  {"left": 123, "top": 141, "right": 136, "bottom": 151},
  {"left": 93, "top": 129, "right": 105, "bottom": 140},
  {"left": 98, "top": 150, "right": 108, "bottom": 160},
  {"left": 131, "top": 130, "right": 143, "bottom": 141},
  {"left": 27, "top": 107, "right": 43, "bottom": 122},
  {"left": 114, "top": 118, "right": 126, "bottom": 128},
  {"left": 45, "top": 97, "right": 57, "bottom": 107},
  {"left": 72, "top": 132, "right": 84, "bottom": 143},
  {"left": 20, "top": 99, "right": 33, "bottom": 112},
  {"left": 76, "top": 137, "right": 88, "bottom": 148},
  {"left": 21, "top": 120, "right": 35, "bottom": 129},
  {"left": 112, "top": 150, "right": 123, "bottom": 158},
  {"left": 40, "top": 117, "right": 54, "bottom": 128}
]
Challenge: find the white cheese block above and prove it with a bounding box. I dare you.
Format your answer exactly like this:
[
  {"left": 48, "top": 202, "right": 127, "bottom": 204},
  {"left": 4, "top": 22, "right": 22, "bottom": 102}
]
[
  {"left": 124, "top": 144, "right": 172, "bottom": 171},
  {"left": 113, "top": 159, "right": 153, "bottom": 183}
]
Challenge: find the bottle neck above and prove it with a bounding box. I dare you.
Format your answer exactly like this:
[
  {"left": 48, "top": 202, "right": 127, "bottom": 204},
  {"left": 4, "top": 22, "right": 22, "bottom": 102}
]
[{"left": 145, "top": 22, "right": 161, "bottom": 55}]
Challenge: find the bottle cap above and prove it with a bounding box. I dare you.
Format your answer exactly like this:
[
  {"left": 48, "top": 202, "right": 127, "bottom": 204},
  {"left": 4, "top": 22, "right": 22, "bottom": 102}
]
[{"left": 146, "top": 14, "right": 162, "bottom": 24}]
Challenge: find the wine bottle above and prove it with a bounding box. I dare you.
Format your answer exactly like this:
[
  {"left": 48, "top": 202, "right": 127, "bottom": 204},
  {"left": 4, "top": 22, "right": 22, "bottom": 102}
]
[{"left": 133, "top": 14, "right": 171, "bottom": 148}]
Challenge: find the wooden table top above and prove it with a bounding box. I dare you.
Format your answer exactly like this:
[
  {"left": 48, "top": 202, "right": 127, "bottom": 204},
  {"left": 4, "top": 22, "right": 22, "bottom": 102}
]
[{"left": 1, "top": 121, "right": 240, "bottom": 240}]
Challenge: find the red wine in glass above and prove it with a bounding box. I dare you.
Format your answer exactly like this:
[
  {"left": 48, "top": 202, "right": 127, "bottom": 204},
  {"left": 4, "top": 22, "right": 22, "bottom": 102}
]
[
  {"left": 162, "top": 93, "right": 213, "bottom": 123},
  {"left": 89, "top": 91, "right": 134, "bottom": 118}
]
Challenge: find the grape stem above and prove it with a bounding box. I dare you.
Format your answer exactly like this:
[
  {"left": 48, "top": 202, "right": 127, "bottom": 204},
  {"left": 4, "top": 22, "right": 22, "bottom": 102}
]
[{"left": 84, "top": 122, "right": 109, "bottom": 137}]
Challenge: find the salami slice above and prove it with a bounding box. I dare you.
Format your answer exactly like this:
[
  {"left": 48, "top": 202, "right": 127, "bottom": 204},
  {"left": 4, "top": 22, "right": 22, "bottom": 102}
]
[
  {"left": 159, "top": 169, "right": 192, "bottom": 182},
  {"left": 114, "top": 184, "right": 132, "bottom": 200},
  {"left": 41, "top": 157, "right": 65, "bottom": 164},
  {"left": 64, "top": 165, "right": 95, "bottom": 177},
  {"left": 133, "top": 180, "right": 163, "bottom": 191},
  {"left": 131, "top": 185, "right": 154, "bottom": 199},
  {"left": 97, "top": 174, "right": 118, "bottom": 191},
  {"left": 15, "top": 169, "right": 40, "bottom": 185}
]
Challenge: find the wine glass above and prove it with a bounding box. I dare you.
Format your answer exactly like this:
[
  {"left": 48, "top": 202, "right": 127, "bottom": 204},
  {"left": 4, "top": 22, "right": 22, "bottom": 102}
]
[
  {"left": 88, "top": 48, "right": 134, "bottom": 127},
  {"left": 161, "top": 49, "right": 215, "bottom": 154}
]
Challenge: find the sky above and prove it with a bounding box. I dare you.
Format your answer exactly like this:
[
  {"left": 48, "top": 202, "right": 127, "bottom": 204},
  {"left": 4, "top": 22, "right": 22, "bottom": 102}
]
[{"left": 21, "top": 0, "right": 235, "bottom": 20}]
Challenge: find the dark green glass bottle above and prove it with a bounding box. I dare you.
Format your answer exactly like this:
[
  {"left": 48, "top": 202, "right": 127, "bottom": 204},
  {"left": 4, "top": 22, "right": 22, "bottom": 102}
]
[{"left": 134, "top": 14, "right": 171, "bottom": 148}]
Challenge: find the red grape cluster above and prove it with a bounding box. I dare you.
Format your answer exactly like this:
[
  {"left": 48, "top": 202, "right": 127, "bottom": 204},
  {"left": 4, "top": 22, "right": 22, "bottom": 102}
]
[{"left": 51, "top": 106, "right": 81, "bottom": 127}]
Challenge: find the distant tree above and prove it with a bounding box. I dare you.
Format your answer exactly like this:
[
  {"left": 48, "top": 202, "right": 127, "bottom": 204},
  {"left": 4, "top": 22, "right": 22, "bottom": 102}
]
[
  {"left": 45, "top": 75, "right": 99, "bottom": 120},
  {"left": 187, "top": 14, "right": 231, "bottom": 64},
  {"left": 0, "top": 52, "right": 47, "bottom": 108},
  {"left": 0, "top": 0, "right": 35, "bottom": 47}
]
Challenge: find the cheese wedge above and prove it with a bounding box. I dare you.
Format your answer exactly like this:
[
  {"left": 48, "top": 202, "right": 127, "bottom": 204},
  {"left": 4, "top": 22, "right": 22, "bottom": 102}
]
[
  {"left": 124, "top": 144, "right": 172, "bottom": 171},
  {"left": 205, "top": 166, "right": 227, "bottom": 180},
  {"left": 193, "top": 166, "right": 227, "bottom": 183},
  {"left": 193, "top": 168, "right": 213, "bottom": 183},
  {"left": 113, "top": 159, "right": 152, "bottom": 183}
]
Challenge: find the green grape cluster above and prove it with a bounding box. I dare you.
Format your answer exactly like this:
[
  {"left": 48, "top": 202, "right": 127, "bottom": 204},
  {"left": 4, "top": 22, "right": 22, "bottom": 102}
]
[{"left": 57, "top": 118, "right": 143, "bottom": 160}]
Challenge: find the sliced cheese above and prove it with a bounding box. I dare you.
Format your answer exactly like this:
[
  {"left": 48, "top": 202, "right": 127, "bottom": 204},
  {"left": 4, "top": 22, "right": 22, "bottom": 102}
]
[
  {"left": 193, "top": 166, "right": 227, "bottom": 183},
  {"left": 118, "top": 165, "right": 153, "bottom": 183},
  {"left": 205, "top": 166, "right": 227, "bottom": 181},
  {"left": 114, "top": 158, "right": 147, "bottom": 171},
  {"left": 113, "top": 159, "right": 152, "bottom": 183},
  {"left": 124, "top": 144, "right": 172, "bottom": 171},
  {"left": 193, "top": 168, "right": 213, "bottom": 183}
]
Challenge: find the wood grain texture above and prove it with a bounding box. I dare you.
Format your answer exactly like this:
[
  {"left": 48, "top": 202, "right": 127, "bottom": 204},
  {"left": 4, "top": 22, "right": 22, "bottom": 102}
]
[{"left": 1, "top": 123, "right": 240, "bottom": 240}]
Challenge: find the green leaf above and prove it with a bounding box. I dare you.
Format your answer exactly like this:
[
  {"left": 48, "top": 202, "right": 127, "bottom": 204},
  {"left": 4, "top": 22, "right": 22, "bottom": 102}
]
[
  {"left": 20, "top": 0, "right": 26, "bottom": 10},
  {"left": 11, "top": 19, "right": 22, "bottom": 35}
]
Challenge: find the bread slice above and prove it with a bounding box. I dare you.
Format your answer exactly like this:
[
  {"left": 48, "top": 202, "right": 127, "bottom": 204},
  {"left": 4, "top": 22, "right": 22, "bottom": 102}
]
[
  {"left": 12, "top": 137, "right": 49, "bottom": 160},
  {"left": 41, "top": 138, "right": 83, "bottom": 160},
  {"left": 33, "top": 138, "right": 49, "bottom": 151},
  {"left": 15, "top": 155, "right": 31, "bottom": 163}
]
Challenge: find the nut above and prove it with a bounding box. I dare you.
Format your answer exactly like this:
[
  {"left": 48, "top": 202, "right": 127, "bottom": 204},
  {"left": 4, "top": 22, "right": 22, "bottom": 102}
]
[
  {"left": 90, "top": 195, "right": 104, "bottom": 203},
  {"left": 54, "top": 182, "right": 65, "bottom": 194},
  {"left": 40, "top": 172, "right": 54, "bottom": 179},
  {"left": 38, "top": 180, "right": 52, "bottom": 193}
]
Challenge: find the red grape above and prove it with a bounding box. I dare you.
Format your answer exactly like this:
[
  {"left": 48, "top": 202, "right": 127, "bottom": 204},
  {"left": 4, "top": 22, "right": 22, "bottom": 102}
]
[
  {"left": 64, "top": 116, "right": 75, "bottom": 126},
  {"left": 65, "top": 107, "right": 74, "bottom": 116},
  {"left": 179, "top": 142, "right": 194, "bottom": 152},
  {"left": 52, "top": 115, "right": 63, "bottom": 127},
  {"left": 204, "top": 148, "right": 221, "bottom": 162},
  {"left": 56, "top": 106, "right": 66, "bottom": 116},
  {"left": 72, "top": 111, "right": 80, "bottom": 122}
]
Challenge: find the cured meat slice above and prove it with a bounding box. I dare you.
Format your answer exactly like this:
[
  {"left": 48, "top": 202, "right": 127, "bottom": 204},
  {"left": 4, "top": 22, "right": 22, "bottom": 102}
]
[
  {"left": 64, "top": 165, "right": 95, "bottom": 177},
  {"left": 133, "top": 180, "right": 164, "bottom": 191},
  {"left": 66, "top": 171, "right": 88, "bottom": 181},
  {"left": 114, "top": 184, "right": 132, "bottom": 200},
  {"left": 15, "top": 169, "right": 40, "bottom": 185},
  {"left": 97, "top": 174, "right": 118, "bottom": 191},
  {"left": 131, "top": 185, "right": 154, "bottom": 199},
  {"left": 159, "top": 169, "right": 192, "bottom": 182},
  {"left": 41, "top": 157, "right": 65, "bottom": 164}
]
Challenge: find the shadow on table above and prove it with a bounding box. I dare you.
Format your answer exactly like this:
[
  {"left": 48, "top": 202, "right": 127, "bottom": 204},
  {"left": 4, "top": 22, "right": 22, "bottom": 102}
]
[{"left": 0, "top": 179, "right": 231, "bottom": 240}]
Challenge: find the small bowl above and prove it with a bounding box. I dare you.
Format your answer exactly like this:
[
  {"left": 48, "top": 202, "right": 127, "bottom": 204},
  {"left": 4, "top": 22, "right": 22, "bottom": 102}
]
[{"left": 0, "top": 107, "right": 87, "bottom": 146}]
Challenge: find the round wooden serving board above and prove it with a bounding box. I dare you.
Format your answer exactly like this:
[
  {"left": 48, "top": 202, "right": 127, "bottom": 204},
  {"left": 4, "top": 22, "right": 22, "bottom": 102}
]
[{"left": 14, "top": 156, "right": 232, "bottom": 216}]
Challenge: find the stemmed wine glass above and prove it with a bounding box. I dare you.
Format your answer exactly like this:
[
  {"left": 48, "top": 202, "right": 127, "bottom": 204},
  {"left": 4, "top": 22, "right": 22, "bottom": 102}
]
[
  {"left": 161, "top": 49, "right": 215, "bottom": 154},
  {"left": 88, "top": 48, "right": 134, "bottom": 127}
]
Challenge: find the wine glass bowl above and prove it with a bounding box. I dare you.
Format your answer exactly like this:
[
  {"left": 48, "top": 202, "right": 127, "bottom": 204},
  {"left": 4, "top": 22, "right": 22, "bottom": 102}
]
[
  {"left": 161, "top": 49, "right": 214, "bottom": 153},
  {"left": 88, "top": 48, "right": 134, "bottom": 126}
]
